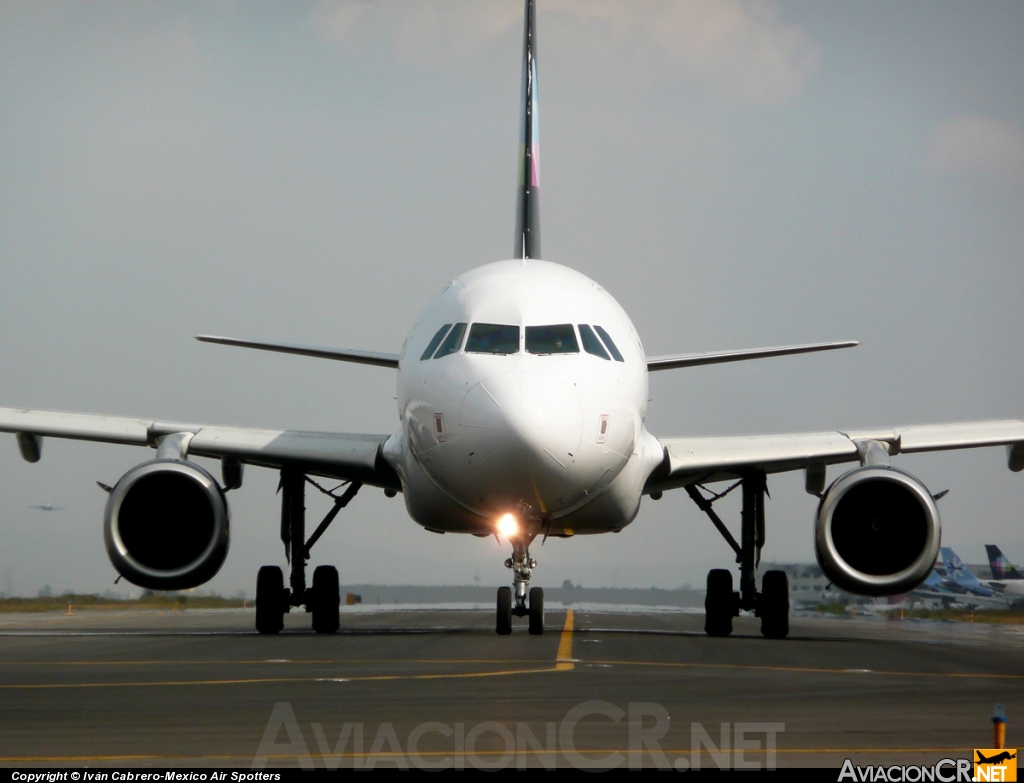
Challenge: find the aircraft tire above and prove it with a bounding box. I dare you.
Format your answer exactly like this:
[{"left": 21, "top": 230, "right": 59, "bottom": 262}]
[
  {"left": 528, "top": 587, "right": 544, "bottom": 635},
  {"left": 255, "top": 565, "right": 285, "bottom": 635},
  {"left": 496, "top": 586, "right": 513, "bottom": 635},
  {"left": 311, "top": 565, "right": 340, "bottom": 634},
  {"left": 705, "top": 568, "right": 734, "bottom": 637},
  {"left": 759, "top": 569, "right": 790, "bottom": 639}
]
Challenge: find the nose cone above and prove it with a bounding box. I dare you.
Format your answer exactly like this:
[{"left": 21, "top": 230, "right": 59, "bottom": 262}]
[{"left": 458, "top": 372, "right": 589, "bottom": 516}]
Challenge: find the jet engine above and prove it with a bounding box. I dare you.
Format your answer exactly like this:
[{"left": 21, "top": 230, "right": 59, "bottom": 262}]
[
  {"left": 103, "top": 459, "right": 229, "bottom": 590},
  {"left": 814, "top": 465, "right": 940, "bottom": 595}
]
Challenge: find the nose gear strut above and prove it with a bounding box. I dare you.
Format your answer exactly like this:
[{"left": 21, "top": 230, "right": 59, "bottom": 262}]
[{"left": 496, "top": 531, "right": 545, "bottom": 635}]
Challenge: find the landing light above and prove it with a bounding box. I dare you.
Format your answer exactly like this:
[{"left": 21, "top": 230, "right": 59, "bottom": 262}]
[{"left": 497, "top": 513, "right": 518, "bottom": 539}]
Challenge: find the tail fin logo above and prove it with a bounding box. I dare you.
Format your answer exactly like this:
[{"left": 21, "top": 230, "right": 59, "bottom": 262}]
[{"left": 986, "top": 545, "right": 1024, "bottom": 580}]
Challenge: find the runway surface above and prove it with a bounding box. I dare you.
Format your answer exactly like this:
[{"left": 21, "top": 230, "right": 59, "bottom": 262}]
[{"left": 0, "top": 605, "right": 1022, "bottom": 769}]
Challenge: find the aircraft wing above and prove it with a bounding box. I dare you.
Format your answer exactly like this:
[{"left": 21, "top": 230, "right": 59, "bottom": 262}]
[
  {"left": 195, "top": 335, "right": 400, "bottom": 369},
  {"left": 0, "top": 407, "right": 399, "bottom": 489},
  {"left": 647, "top": 419, "right": 1024, "bottom": 493},
  {"left": 646, "top": 340, "right": 858, "bottom": 371}
]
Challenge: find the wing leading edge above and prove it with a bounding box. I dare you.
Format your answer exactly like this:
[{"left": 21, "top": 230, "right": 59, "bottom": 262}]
[
  {"left": 647, "top": 419, "right": 1024, "bottom": 493},
  {"left": 195, "top": 335, "right": 400, "bottom": 369},
  {"left": 0, "top": 407, "right": 399, "bottom": 489},
  {"left": 646, "top": 340, "right": 858, "bottom": 371}
]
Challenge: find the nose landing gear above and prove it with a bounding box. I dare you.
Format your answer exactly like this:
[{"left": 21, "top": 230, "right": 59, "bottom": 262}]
[{"left": 496, "top": 535, "right": 545, "bottom": 635}]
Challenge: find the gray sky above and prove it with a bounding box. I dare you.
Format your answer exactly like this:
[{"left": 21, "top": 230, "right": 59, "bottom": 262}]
[{"left": 1, "top": 0, "right": 1023, "bottom": 596}]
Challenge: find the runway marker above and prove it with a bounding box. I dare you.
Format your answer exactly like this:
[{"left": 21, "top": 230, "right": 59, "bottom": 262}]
[{"left": 556, "top": 609, "right": 574, "bottom": 670}]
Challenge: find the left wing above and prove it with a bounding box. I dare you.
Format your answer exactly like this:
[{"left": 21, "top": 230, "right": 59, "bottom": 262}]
[
  {"left": 646, "top": 419, "right": 1024, "bottom": 493},
  {"left": 195, "top": 335, "right": 400, "bottom": 369},
  {"left": 0, "top": 407, "right": 399, "bottom": 489}
]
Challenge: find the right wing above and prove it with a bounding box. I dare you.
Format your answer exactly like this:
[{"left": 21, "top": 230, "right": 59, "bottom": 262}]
[
  {"left": 0, "top": 407, "right": 399, "bottom": 489},
  {"left": 646, "top": 341, "right": 857, "bottom": 372}
]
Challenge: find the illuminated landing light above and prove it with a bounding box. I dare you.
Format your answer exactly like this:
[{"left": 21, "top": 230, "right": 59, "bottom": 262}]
[{"left": 497, "top": 513, "right": 519, "bottom": 540}]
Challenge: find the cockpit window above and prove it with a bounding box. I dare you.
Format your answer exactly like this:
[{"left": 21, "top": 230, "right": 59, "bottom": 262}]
[
  {"left": 526, "top": 324, "right": 579, "bottom": 355},
  {"left": 433, "top": 322, "right": 467, "bottom": 358},
  {"left": 465, "top": 323, "right": 520, "bottom": 354},
  {"left": 594, "top": 325, "right": 624, "bottom": 362},
  {"left": 420, "top": 324, "right": 452, "bottom": 360},
  {"left": 579, "top": 324, "right": 610, "bottom": 360}
]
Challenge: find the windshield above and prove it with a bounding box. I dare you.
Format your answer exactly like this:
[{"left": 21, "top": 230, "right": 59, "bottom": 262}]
[
  {"left": 433, "top": 323, "right": 467, "bottom": 358},
  {"left": 465, "top": 323, "right": 520, "bottom": 354},
  {"left": 420, "top": 324, "right": 452, "bottom": 360},
  {"left": 525, "top": 324, "right": 579, "bottom": 355},
  {"left": 578, "top": 324, "right": 610, "bottom": 360},
  {"left": 594, "top": 325, "right": 624, "bottom": 362}
]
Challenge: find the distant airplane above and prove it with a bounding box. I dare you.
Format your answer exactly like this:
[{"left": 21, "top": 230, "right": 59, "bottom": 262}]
[
  {"left": 941, "top": 548, "right": 1003, "bottom": 604},
  {"left": 899, "top": 567, "right": 962, "bottom": 608},
  {"left": 983, "top": 544, "right": 1024, "bottom": 597},
  {"left": 987, "top": 544, "right": 1024, "bottom": 579},
  {"left": 28, "top": 501, "right": 62, "bottom": 512}
]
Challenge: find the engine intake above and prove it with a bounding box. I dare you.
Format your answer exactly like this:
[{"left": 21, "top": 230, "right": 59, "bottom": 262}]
[
  {"left": 814, "top": 465, "right": 940, "bottom": 595},
  {"left": 104, "top": 459, "right": 229, "bottom": 590}
]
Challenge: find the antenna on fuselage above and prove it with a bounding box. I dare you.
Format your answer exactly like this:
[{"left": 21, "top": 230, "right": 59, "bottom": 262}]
[{"left": 514, "top": 0, "right": 540, "bottom": 260}]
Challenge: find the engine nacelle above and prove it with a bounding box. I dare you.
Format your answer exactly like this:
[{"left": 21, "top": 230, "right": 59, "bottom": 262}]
[
  {"left": 814, "top": 465, "right": 940, "bottom": 595},
  {"left": 103, "top": 459, "right": 230, "bottom": 590}
]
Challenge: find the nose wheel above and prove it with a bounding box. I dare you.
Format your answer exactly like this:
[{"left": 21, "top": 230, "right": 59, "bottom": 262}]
[{"left": 495, "top": 538, "right": 544, "bottom": 634}]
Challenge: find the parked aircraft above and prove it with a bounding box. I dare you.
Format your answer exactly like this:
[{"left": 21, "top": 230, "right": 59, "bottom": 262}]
[
  {"left": 941, "top": 548, "right": 995, "bottom": 597},
  {"left": 3, "top": 1, "right": 1024, "bottom": 640},
  {"left": 984, "top": 545, "right": 1024, "bottom": 598},
  {"left": 909, "top": 569, "right": 962, "bottom": 607}
]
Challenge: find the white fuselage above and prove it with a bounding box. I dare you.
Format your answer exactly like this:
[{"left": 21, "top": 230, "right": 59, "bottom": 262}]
[
  {"left": 988, "top": 579, "right": 1024, "bottom": 597},
  {"left": 383, "top": 259, "right": 664, "bottom": 538}
]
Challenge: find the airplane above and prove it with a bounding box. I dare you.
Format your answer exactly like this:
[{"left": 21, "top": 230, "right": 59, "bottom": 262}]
[
  {"left": 940, "top": 547, "right": 995, "bottom": 598},
  {"left": 938, "top": 547, "right": 1017, "bottom": 609},
  {"left": 918, "top": 569, "right": 960, "bottom": 598},
  {"left": 888, "top": 567, "right": 966, "bottom": 610},
  {"left": 976, "top": 751, "right": 1017, "bottom": 765},
  {"left": 984, "top": 544, "right": 1024, "bottom": 597},
  {"left": 28, "top": 501, "right": 62, "bottom": 512},
  {"left": 987, "top": 545, "right": 1024, "bottom": 581},
  {"left": 3, "top": 0, "right": 1024, "bottom": 640}
]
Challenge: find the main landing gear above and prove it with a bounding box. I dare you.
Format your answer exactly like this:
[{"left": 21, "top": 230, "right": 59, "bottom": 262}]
[
  {"left": 255, "top": 468, "right": 362, "bottom": 635},
  {"left": 496, "top": 534, "right": 544, "bottom": 635},
  {"left": 687, "top": 471, "right": 790, "bottom": 639}
]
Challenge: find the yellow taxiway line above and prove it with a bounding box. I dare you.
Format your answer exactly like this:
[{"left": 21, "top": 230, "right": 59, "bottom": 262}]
[{"left": 0, "top": 610, "right": 580, "bottom": 689}]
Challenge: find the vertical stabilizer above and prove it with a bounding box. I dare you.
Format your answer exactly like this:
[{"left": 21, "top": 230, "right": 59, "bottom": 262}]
[
  {"left": 986, "top": 544, "right": 1024, "bottom": 580},
  {"left": 941, "top": 547, "right": 994, "bottom": 596},
  {"left": 514, "top": 0, "right": 540, "bottom": 259}
]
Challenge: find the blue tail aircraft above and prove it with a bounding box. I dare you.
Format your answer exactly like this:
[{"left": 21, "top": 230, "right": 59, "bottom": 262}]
[{"left": 940, "top": 547, "right": 995, "bottom": 597}]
